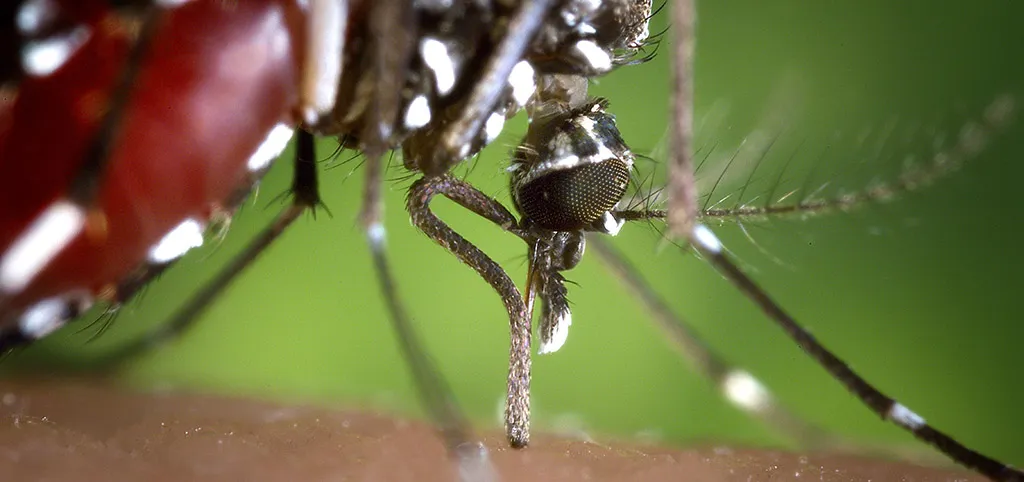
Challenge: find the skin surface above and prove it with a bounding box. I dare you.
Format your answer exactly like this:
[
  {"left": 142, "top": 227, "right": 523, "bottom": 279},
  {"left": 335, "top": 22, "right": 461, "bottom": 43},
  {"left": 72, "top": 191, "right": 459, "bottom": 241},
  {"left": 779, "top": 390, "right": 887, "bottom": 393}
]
[{"left": 0, "top": 378, "right": 982, "bottom": 482}]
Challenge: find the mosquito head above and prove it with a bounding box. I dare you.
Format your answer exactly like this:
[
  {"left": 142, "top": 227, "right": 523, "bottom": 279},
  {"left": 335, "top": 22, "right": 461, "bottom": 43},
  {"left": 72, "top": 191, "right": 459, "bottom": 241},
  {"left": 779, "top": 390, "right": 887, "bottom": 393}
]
[{"left": 510, "top": 99, "right": 634, "bottom": 234}]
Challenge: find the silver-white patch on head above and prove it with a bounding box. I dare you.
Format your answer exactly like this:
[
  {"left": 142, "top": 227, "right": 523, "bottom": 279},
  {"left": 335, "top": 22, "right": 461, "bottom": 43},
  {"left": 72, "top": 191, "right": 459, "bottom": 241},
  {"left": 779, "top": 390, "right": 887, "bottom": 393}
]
[
  {"left": 508, "top": 61, "right": 536, "bottom": 107},
  {"left": 575, "top": 116, "right": 599, "bottom": 138},
  {"left": 22, "top": 26, "right": 90, "bottom": 77},
  {"left": 525, "top": 129, "right": 621, "bottom": 184},
  {"left": 148, "top": 218, "right": 205, "bottom": 264},
  {"left": 1, "top": 200, "right": 86, "bottom": 293},
  {"left": 16, "top": 0, "right": 57, "bottom": 35},
  {"left": 420, "top": 38, "right": 456, "bottom": 96},
  {"left": 548, "top": 154, "right": 581, "bottom": 171},
  {"left": 404, "top": 95, "right": 432, "bottom": 129},
  {"left": 548, "top": 131, "right": 574, "bottom": 157},
  {"left": 247, "top": 123, "right": 295, "bottom": 172},
  {"left": 573, "top": 40, "right": 612, "bottom": 72},
  {"left": 595, "top": 143, "right": 618, "bottom": 165},
  {"left": 484, "top": 112, "right": 506, "bottom": 144},
  {"left": 538, "top": 307, "right": 572, "bottom": 355}
]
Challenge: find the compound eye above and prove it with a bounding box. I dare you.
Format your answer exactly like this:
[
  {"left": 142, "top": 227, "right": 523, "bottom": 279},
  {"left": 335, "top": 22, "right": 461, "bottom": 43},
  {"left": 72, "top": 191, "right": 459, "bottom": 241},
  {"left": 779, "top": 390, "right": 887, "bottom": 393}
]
[
  {"left": 516, "top": 158, "right": 630, "bottom": 232},
  {"left": 511, "top": 99, "right": 634, "bottom": 232}
]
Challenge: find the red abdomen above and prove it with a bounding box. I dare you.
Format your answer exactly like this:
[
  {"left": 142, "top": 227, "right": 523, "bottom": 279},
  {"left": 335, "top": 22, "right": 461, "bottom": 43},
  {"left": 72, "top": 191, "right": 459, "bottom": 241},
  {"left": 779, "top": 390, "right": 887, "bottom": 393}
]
[{"left": 0, "top": 0, "right": 304, "bottom": 324}]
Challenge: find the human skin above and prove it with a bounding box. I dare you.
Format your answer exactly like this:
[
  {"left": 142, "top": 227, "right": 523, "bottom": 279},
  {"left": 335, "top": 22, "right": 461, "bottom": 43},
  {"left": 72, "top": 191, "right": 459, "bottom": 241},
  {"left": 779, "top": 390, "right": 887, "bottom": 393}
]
[{"left": 0, "top": 378, "right": 981, "bottom": 482}]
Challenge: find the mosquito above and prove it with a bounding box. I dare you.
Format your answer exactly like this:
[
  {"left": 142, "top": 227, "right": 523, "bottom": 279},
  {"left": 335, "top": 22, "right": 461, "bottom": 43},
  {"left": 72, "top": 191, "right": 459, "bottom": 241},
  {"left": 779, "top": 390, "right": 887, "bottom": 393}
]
[{"left": 0, "top": 1, "right": 1021, "bottom": 481}]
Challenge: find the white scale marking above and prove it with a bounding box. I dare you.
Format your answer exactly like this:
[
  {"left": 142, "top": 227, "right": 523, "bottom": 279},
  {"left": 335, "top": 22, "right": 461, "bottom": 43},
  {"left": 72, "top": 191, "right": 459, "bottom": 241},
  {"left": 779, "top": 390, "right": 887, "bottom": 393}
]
[
  {"left": 0, "top": 200, "right": 85, "bottom": 294},
  {"left": 538, "top": 308, "right": 572, "bottom": 355},
  {"left": 508, "top": 61, "right": 536, "bottom": 107},
  {"left": 19, "top": 298, "right": 66, "bottom": 339},
  {"left": 692, "top": 224, "right": 723, "bottom": 254},
  {"left": 300, "top": 0, "right": 346, "bottom": 122},
  {"left": 560, "top": 10, "right": 579, "bottom": 25},
  {"left": 560, "top": 0, "right": 602, "bottom": 26},
  {"left": 148, "top": 218, "right": 205, "bottom": 264},
  {"left": 576, "top": 116, "right": 596, "bottom": 135},
  {"left": 521, "top": 123, "right": 627, "bottom": 187},
  {"left": 636, "top": 22, "right": 650, "bottom": 46},
  {"left": 594, "top": 143, "right": 617, "bottom": 164},
  {"left": 22, "top": 26, "right": 90, "bottom": 77},
  {"left": 421, "top": 38, "right": 456, "bottom": 96},
  {"left": 404, "top": 95, "right": 432, "bottom": 129},
  {"left": 888, "top": 402, "right": 926, "bottom": 430},
  {"left": 367, "top": 222, "right": 386, "bottom": 246},
  {"left": 550, "top": 131, "right": 573, "bottom": 157},
  {"left": 457, "top": 143, "right": 471, "bottom": 159},
  {"left": 549, "top": 154, "right": 581, "bottom": 170},
  {"left": 484, "top": 112, "right": 505, "bottom": 144},
  {"left": 721, "top": 369, "right": 770, "bottom": 413},
  {"left": 599, "top": 212, "right": 624, "bottom": 236},
  {"left": 573, "top": 40, "right": 612, "bottom": 72},
  {"left": 18, "top": 296, "right": 84, "bottom": 339},
  {"left": 576, "top": 22, "right": 597, "bottom": 35},
  {"left": 247, "top": 123, "right": 295, "bottom": 172},
  {"left": 16, "top": 0, "right": 57, "bottom": 35}
]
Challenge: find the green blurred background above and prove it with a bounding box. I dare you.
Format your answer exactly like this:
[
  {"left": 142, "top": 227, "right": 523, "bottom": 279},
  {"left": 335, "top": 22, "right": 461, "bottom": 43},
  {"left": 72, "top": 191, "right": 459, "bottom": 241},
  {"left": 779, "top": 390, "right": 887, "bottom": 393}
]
[{"left": 7, "top": 0, "right": 1024, "bottom": 470}]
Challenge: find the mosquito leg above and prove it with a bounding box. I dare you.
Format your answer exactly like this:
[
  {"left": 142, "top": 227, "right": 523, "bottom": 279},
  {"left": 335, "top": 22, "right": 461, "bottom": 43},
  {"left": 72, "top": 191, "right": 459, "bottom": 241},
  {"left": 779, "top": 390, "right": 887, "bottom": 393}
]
[
  {"left": 651, "top": 0, "right": 1018, "bottom": 470},
  {"left": 363, "top": 218, "right": 497, "bottom": 482},
  {"left": 0, "top": 295, "right": 91, "bottom": 354},
  {"left": 588, "top": 234, "right": 835, "bottom": 448},
  {"left": 349, "top": 3, "right": 496, "bottom": 475},
  {"left": 360, "top": 159, "right": 499, "bottom": 482},
  {"left": 667, "top": 0, "right": 697, "bottom": 239},
  {"left": 81, "top": 130, "right": 322, "bottom": 367},
  {"left": 618, "top": 128, "right": 1024, "bottom": 480},
  {"left": 417, "top": 0, "right": 557, "bottom": 175},
  {"left": 612, "top": 200, "right": 1023, "bottom": 479},
  {"left": 697, "top": 95, "right": 1017, "bottom": 221},
  {"left": 67, "top": 7, "right": 163, "bottom": 208},
  {"left": 616, "top": 94, "right": 1015, "bottom": 227},
  {"left": 406, "top": 174, "right": 532, "bottom": 449},
  {"left": 687, "top": 224, "right": 1023, "bottom": 480}
]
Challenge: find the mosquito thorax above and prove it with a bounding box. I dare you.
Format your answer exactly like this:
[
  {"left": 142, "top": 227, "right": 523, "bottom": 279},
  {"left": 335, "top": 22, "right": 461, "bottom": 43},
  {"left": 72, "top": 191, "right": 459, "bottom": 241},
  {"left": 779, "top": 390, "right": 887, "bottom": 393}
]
[
  {"left": 531, "top": 0, "right": 653, "bottom": 75},
  {"left": 389, "top": 0, "right": 651, "bottom": 176},
  {"left": 510, "top": 99, "right": 633, "bottom": 234}
]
